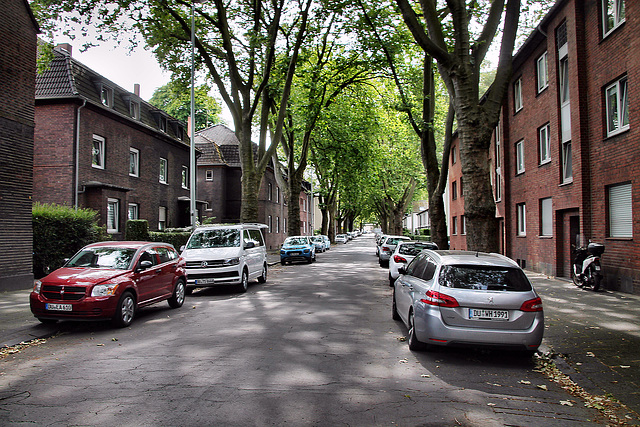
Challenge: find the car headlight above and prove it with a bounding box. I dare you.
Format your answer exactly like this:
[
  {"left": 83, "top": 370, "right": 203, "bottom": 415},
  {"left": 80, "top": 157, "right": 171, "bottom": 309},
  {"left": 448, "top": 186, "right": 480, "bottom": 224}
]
[
  {"left": 303, "top": 249, "right": 310, "bottom": 253},
  {"left": 33, "top": 280, "right": 42, "bottom": 293},
  {"left": 91, "top": 283, "right": 119, "bottom": 297},
  {"left": 223, "top": 257, "right": 240, "bottom": 266}
]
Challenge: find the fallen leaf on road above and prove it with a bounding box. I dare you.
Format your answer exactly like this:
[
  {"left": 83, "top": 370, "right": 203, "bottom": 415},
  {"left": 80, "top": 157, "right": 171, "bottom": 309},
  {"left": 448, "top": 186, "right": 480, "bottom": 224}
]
[
  {"left": 537, "top": 385, "right": 548, "bottom": 391},
  {"left": 111, "top": 338, "right": 118, "bottom": 342},
  {"left": 619, "top": 365, "right": 631, "bottom": 369},
  {"left": 586, "top": 352, "right": 595, "bottom": 357},
  {"left": 560, "top": 400, "right": 573, "bottom": 406},
  {"left": 421, "top": 374, "right": 430, "bottom": 378},
  {"left": 97, "top": 344, "right": 104, "bottom": 347},
  {"left": 487, "top": 403, "right": 496, "bottom": 406},
  {"left": 519, "top": 380, "right": 531, "bottom": 385},
  {"left": 397, "top": 337, "right": 406, "bottom": 342},
  {"left": 399, "top": 359, "right": 408, "bottom": 364}
]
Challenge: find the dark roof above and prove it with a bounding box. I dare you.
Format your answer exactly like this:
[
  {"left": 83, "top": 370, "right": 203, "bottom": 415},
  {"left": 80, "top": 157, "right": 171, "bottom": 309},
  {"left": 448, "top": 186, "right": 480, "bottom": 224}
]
[
  {"left": 36, "top": 47, "right": 189, "bottom": 147},
  {"left": 195, "top": 124, "right": 258, "bottom": 168}
]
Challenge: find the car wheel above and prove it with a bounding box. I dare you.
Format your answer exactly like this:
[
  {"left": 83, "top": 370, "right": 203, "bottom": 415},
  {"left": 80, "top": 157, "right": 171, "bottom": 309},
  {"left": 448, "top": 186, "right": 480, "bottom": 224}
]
[
  {"left": 168, "top": 279, "right": 186, "bottom": 308},
  {"left": 392, "top": 290, "right": 400, "bottom": 321},
  {"left": 112, "top": 291, "right": 135, "bottom": 328},
  {"left": 258, "top": 263, "right": 267, "bottom": 283},
  {"left": 237, "top": 269, "right": 249, "bottom": 293},
  {"left": 307, "top": 255, "right": 313, "bottom": 264},
  {"left": 281, "top": 259, "right": 287, "bottom": 266},
  {"left": 407, "top": 311, "right": 426, "bottom": 351}
]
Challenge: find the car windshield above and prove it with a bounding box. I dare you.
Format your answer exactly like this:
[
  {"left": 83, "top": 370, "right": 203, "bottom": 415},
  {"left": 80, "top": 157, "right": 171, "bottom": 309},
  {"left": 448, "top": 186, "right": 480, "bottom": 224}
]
[
  {"left": 284, "top": 237, "right": 308, "bottom": 246},
  {"left": 312, "top": 237, "right": 322, "bottom": 242},
  {"left": 66, "top": 247, "right": 137, "bottom": 270},
  {"left": 398, "top": 244, "right": 430, "bottom": 256},
  {"left": 438, "top": 265, "right": 532, "bottom": 291},
  {"left": 186, "top": 229, "right": 241, "bottom": 249}
]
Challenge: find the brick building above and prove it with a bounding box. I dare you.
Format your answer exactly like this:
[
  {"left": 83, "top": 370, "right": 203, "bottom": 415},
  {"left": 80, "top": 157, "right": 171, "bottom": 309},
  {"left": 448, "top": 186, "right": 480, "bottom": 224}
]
[
  {"left": 34, "top": 45, "right": 196, "bottom": 238},
  {"left": 195, "top": 124, "right": 312, "bottom": 250},
  {"left": 0, "top": 0, "right": 39, "bottom": 291},
  {"left": 451, "top": 0, "right": 637, "bottom": 294}
]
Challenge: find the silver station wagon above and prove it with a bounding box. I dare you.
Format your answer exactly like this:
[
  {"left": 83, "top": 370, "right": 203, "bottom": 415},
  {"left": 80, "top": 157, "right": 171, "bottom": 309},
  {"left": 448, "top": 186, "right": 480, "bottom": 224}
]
[{"left": 393, "top": 250, "right": 544, "bottom": 354}]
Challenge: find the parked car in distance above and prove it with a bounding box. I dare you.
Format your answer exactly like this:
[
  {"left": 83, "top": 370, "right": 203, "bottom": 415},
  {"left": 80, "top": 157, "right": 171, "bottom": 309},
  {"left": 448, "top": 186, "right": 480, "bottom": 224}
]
[
  {"left": 393, "top": 250, "right": 544, "bottom": 354},
  {"left": 30, "top": 241, "right": 187, "bottom": 328},
  {"left": 375, "top": 234, "right": 387, "bottom": 257},
  {"left": 281, "top": 236, "right": 316, "bottom": 264},
  {"left": 321, "top": 235, "right": 331, "bottom": 250},
  {"left": 335, "top": 234, "right": 348, "bottom": 244},
  {"left": 378, "top": 235, "right": 412, "bottom": 266},
  {"left": 388, "top": 241, "right": 438, "bottom": 286},
  {"left": 311, "top": 235, "right": 329, "bottom": 253},
  {"left": 181, "top": 223, "right": 268, "bottom": 294}
]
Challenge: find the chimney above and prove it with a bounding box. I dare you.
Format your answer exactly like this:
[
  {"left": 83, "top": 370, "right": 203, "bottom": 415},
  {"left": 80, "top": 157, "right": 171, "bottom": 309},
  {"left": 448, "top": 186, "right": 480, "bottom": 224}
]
[
  {"left": 55, "top": 43, "right": 73, "bottom": 56},
  {"left": 134, "top": 84, "right": 140, "bottom": 97}
]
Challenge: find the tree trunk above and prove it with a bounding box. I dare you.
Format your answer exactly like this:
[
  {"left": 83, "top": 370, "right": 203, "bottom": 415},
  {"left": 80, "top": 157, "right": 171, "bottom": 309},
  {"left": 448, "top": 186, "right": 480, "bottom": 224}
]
[{"left": 287, "top": 175, "right": 302, "bottom": 236}]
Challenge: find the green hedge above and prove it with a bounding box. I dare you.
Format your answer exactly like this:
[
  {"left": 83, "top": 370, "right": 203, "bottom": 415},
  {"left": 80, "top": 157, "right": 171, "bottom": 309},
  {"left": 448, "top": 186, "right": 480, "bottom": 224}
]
[
  {"left": 125, "top": 220, "right": 150, "bottom": 241},
  {"left": 33, "top": 203, "right": 110, "bottom": 278},
  {"left": 148, "top": 230, "right": 191, "bottom": 250},
  {"left": 125, "top": 220, "right": 191, "bottom": 250}
]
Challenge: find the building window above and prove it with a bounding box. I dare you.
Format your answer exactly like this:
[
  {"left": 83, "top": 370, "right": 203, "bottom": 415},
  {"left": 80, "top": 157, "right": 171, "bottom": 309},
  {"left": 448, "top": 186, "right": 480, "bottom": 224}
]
[
  {"left": 91, "top": 135, "right": 106, "bottom": 169},
  {"left": 517, "top": 203, "right": 526, "bottom": 236},
  {"left": 605, "top": 76, "right": 629, "bottom": 137},
  {"left": 451, "top": 145, "right": 457, "bottom": 165},
  {"left": 128, "top": 203, "right": 139, "bottom": 220},
  {"left": 495, "top": 122, "right": 502, "bottom": 202},
  {"left": 538, "top": 123, "right": 551, "bottom": 165},
  {"left": 452, "top": 216, "right": 457, "bottom": 235},
  {"left": 608, "top": 182, "right": 632, "bottom": 238},
  {"left": 182, "top": 165, "right": 189, "bottom": 189},
  {"left": 514, "top": 77, "right": 523, "bottom": 112},
  {"left": 276, "top": 187, "right": 280, "bottom": 204},
  {"left": 536, "top": 52, "right": 548, "bottom": 93},
  {"left": 130, "top": 100, "right": 140, "bottom": 120},
  {"left": 461, "top": 215, "right": 466, "bottom": 235},
  {"left": 268, "top": 183, "right": 273, "bottom": 201},
  {"left": 603, "top": 0, "right": 625, "bottom": 37},
  {"left": 158, "top": 206, "right": 167, "bottom": 231},
  {"left": 107, "top": 198, "right": 119, "bottom": 233},
  {"left": 159, "top": 158, "right": 168, "bottom": 184},
  {"left": 158, "top": 116, "right": 167, "bottom": 133},
  {"left": 205, "top": 170, "right": 213, "bottom": 181},
  {"left": 516, "top": 140, "right": 525, "bottom": 174},
  {"left": 452, "top": 181, "right": 458, "bottom": 200},
  {"left": 268, "top": 215, "right": 273, "bottom": 233},
  {"left": 100, "top": 86, "right": 113, "bottom": 107},
  {"left": 129, "top": 147, "right": 139, "bottom": 177},
  {"left": 276, "top": 216, "right": 280, "bottom": 234},
  {"left": 540, "top": 198, "right": 552, "bottom": 237},
  {"left": 459, "top": 177, "right": 463, "bottom": 197}
]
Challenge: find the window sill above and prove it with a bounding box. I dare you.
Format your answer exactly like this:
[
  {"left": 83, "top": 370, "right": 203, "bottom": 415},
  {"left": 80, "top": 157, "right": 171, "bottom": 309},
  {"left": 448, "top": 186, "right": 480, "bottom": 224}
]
[
  {"left": 605, "top": 126, "right": 630, "bottom": 140},
  {"left": 559, "top": 179, "right": 573, "bottom": 187},
  {"left": 606, "top": 237, "right": 632, "bottom": 241},
  {"left": 538, "top": 235, "right": 553, "bottom": 239},
  {"left": 539, "top": 160, "right": 551, "bottom": 167}
]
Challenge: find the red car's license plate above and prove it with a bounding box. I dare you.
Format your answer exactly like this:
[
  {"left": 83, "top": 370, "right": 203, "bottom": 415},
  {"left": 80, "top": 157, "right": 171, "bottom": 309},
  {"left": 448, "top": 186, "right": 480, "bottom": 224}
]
[{"left": 45, "top": 303, "right": 72, "bottom": 311}]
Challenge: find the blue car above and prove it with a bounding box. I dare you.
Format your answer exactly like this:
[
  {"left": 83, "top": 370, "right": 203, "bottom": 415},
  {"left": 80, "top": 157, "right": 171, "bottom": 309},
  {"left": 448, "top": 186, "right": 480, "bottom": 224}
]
[{"left": 280, "top": 236, "right": 316, "bottom": 265}]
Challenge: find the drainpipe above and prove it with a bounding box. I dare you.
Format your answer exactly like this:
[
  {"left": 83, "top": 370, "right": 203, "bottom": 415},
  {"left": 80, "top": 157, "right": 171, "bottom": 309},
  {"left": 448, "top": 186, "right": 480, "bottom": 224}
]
[{"left": 74, "top": 99, "right": 86, "bottom": 209}]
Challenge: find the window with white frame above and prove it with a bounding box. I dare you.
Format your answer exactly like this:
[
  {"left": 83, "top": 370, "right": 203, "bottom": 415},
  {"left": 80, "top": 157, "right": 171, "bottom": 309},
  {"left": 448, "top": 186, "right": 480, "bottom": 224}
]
[
  {"left": 558, "top": 21, "right": 572, "bottom": 184},
  {"left": 276, "top": 216, "right": 280, "bottom": 233},
  {"left": 268, "top": 183, "right": 273, "bottom": 201},
  {"left": 107, "top": 198, "right": 119, "bottom": 233},
  {"left": 452, "top": 217, "right": 457, "bottom": 235},
  {"left": 276, "top": 187, "right": 280, "bottom": 204},
  {"left": 602, "top": 0, "right": 625, "bottom": 37},
  {"left": 516, "top": 140, "right": 525, "bottom": 174},
  {"left": 268, "top": 215, "right": 272, "bottom": 233},
  {"left": 538, "top": 123, "right": 551, "bottom": 165},
  {"left": 537, "top": 52, "right": 549, "bottom": 93},
  {"left": 158, "top": 206, "right": 167, "bottom": 231},
  {"left": 159, "top": 158, "right": 168, "bottom": 184},
  {"left": 100, "top": 86, "right": 113, "bottom": 107},
  {"left": 130, "top": 100, "right": 140, "bottom": 120},
  {"left": 452, "top": 181, "right": 458, "bottom": 200},
  {"left": 605, "top": 76, "right": 629, "bottom": 137},
  {"left": 129, "top": 147, "right": 139, "bottom": 177},
  {"left": 514, "top": 77, "right": 523, "bottom": 112},
  {"left": 128, "top": 203, "right": 139, "bottom": 220},
  {"left": 205, "top": 170, "right": 213, "bottom": 181},
  {"left": 451, "top": 145, "right": 457, "bottom": 164},
  {"left": 182, "top": 165, "right": 189, "bottom": 189},
  {"left": 540, "top": 198, "right": 552, "bottom": 237},
  {"left": 495, "top": 122, "right": 502, "bottom": 202},
  {"left": 461, "top": 215, "right": 466, "bottom": 235},
  {"left": 92, "top": 135, "right": 105, "bottom": 169},
  {"left": 608, "top": 182, "right": 632, "bottom": 238},
  {"left": 517, "top": 203, "right": 526, "bottom": 236}
]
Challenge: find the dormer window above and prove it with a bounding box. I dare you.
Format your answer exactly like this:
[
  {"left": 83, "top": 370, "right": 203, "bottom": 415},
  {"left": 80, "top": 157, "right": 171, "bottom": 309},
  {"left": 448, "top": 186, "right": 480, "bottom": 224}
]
[
  {"left": 130, "top": 100, "right": 140, "bottom": 120},
  {"left": 159, "top": 116, "right": 167, "bottom": 133},
  {"left": 101, "top": 86, "right": 114, "bottom": 108}
]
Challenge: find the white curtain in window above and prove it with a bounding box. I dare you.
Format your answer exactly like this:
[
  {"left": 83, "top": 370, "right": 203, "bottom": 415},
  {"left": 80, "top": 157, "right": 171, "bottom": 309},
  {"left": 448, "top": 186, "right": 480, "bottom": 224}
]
[{"left": 609, "top": 183, "right": 632, "bottom": 238}]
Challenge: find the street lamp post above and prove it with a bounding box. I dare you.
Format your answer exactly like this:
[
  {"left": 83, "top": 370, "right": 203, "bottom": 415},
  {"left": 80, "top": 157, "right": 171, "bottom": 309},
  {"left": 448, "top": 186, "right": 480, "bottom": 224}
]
[{"left": 189, "top": 0, "right": 199, "bottom": 229}]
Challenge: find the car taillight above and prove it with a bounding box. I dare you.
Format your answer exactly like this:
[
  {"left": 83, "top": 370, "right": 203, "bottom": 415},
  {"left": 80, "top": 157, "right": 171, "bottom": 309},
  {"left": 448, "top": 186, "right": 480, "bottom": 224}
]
[
  {"left": 382, "top": 246, "right": 391, "bottom": 253},
  {"left": 520, "top": 297, "right": 543, "bottom": 312},
  {"left": 421, "top": 290, "right": 459, "bottom": 308},
  {"left": 393, "top": 255, "right": 407, "bottom": 263}
]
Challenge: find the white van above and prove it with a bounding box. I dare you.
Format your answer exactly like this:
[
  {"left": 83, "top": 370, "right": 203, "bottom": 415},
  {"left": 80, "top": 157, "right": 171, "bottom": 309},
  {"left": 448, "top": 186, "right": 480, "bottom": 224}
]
[{"left": 181, "top": 223, "right": 268, "bottom": 293}]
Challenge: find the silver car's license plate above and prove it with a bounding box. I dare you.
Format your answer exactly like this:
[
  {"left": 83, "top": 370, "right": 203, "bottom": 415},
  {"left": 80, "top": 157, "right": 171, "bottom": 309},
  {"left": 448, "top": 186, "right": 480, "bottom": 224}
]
[
  {"left": 469, "top": 309, "right": 508, "bottom": 320},
  {"left": 46, "top": 303, "right": 72, "bottom": 311}
]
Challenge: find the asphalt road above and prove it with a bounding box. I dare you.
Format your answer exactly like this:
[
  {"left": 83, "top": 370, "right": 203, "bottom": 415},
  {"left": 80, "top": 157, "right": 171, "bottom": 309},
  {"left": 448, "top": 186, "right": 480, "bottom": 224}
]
[{"left": 0, "top": 235, "right": 607, "bottom": 426}]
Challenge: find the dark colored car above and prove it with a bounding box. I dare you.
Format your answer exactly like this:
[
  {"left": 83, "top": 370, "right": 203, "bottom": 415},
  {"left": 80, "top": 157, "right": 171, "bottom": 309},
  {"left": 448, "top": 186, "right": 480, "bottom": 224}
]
[{"left": 30, "top": 241, "right": 187, "bottom": 328}]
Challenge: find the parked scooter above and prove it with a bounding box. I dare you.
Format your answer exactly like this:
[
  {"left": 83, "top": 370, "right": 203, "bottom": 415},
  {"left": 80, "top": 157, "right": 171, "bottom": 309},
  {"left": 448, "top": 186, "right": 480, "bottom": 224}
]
[{"left": 572, "top": 242, "right": 605, "bottom": 291}]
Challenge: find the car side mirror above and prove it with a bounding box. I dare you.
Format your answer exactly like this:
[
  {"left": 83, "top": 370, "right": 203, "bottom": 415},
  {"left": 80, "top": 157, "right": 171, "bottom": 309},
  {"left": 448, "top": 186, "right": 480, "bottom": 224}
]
[
  {"left": 398, "top": 266, "right": 406, "bottom": 275},
  {"left": 137, "top": 260, "right": 153, "bottom": 272},
  {"left": 244, "top": 241, "right": 255, "bottom": 249},
  {"left": 180, "top": 245, "right": 186, "bottom": 252}
]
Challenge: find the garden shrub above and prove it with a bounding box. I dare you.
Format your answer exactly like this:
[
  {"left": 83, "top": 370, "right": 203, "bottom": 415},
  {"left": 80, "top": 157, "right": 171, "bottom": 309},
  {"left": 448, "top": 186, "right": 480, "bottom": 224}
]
[
  {"left": 125, "top": 220, "right": 150, "bottom": 241},
  {"left": 33, "top": 203, "right": 110, "bottom": 278}
]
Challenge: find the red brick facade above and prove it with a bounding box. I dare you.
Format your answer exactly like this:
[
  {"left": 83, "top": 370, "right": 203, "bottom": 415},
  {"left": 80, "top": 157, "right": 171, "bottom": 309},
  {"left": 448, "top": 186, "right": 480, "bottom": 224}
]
[
  {"left": 0, "top": 1, "right": 39, "bottom": 291},
  {"left": 452, "top": 0, "right": 638, "bottom": 294}
]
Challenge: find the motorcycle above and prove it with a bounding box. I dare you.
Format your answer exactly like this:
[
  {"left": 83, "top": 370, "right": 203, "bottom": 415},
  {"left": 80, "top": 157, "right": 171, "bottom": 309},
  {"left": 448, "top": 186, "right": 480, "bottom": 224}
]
[{"left": 571, "top": 242, "right": 605, "bottom": 291}]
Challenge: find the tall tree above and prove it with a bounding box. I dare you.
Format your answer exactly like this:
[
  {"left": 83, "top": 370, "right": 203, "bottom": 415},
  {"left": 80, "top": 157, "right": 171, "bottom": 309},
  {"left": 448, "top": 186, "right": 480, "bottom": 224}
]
[
  {"left": 149, "top": 81, "right": 222, "bottom": 131},
  {"left": 394, "top": 0, "right": 522, "bottom": 252},
  {"left": 32, "top": 0, "right": 312, "bottom": 223}
]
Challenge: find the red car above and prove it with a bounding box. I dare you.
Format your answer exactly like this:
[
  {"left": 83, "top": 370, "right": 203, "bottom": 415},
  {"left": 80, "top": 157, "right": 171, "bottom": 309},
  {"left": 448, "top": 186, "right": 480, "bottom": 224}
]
[{"left": 30, "top": 241, "right": 187, "bottom": 327}]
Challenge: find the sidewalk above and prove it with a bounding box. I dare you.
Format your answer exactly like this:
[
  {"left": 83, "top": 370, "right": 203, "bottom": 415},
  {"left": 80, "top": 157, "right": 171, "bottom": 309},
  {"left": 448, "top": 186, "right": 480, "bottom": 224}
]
[{"left": 2, "top": 268, "right": 639, "bottom": 420}]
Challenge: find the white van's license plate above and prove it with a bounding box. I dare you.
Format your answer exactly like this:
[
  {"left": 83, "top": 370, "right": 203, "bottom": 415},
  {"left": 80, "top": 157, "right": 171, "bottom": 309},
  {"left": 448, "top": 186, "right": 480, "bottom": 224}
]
[
  {"left": 195, "top": 278, "right": 216, "bottom": 285},
  {"left": 46, "top": 303, "right": 72, "bottom": 311},
  {"left": 469, "top": 309, "right": 508, "bottom": 320}
]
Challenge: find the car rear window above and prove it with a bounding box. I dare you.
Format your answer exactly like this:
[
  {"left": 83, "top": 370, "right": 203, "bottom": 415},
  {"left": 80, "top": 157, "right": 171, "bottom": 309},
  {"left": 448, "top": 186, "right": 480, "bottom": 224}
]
[
  {"left": 438, "top": 265, "right": 532, "bottom": 291},
  {"left": 399, "top": 243, "right": 431, "bottom": 256}
]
